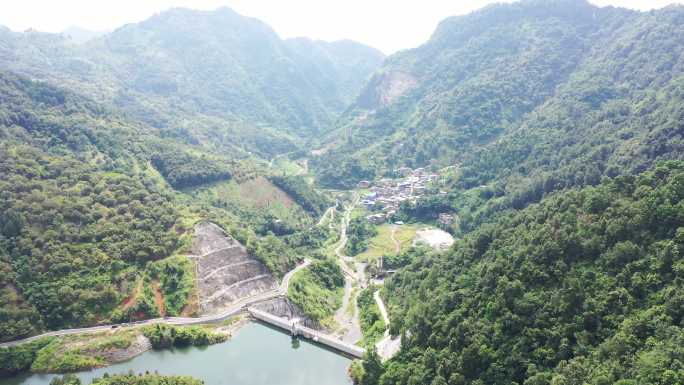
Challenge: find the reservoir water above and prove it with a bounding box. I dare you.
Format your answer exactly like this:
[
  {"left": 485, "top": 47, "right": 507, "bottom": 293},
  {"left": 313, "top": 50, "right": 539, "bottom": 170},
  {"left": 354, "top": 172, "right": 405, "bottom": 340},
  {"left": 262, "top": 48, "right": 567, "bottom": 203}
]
[{"left": 0, "top": 322, "right": 352, "bottom": 385}]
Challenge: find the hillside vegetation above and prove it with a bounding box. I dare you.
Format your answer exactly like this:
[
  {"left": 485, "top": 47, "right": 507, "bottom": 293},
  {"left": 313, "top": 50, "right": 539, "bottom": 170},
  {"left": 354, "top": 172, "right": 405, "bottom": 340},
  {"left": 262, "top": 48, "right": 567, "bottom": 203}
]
[
  {"left": 0, "top": 73, "right": 182, "bottom": 340},
  {"left": 314, "top": 0, "right": 684, "bottom": 206},
  {"left": 288, "top": 258, "right": 345, "bottom": 324},
  {"left": 366, "top": 162, "right": 684, "bottom": 385},
  {"left": 150, "top": 149, "right": 232, "bottom": 189},
  {"left": 0, "top": 69, "right": 331, "bottom": 342},
  {"left": 0, "top": 7, "right": 384, "bottom": 158},
  {"left": 50, "top": 373, "right": 204, "bottom": 385},
  {"left": 2, "top": 1, "right": 684, "bottom": 384}
]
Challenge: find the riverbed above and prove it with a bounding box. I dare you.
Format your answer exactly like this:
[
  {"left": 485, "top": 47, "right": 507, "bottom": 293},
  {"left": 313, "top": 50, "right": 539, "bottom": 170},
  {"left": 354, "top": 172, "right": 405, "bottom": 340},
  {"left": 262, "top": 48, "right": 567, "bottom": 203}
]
[{"left": 0, "top": 322, "right": 352, "bottom": 385}]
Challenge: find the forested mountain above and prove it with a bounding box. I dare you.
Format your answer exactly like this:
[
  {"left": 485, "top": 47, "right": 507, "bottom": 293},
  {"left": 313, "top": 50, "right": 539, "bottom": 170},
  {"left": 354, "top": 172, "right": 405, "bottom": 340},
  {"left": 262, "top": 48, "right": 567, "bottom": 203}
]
[
  {"left": 0, "top": 7, "right": 381, "bottom": 342},
  {"left": 1, "top": 1, "right": 683, "bottom": 383},
  {"left": 61, "top": 26, "right": 108, "bottom": 44},
  {"left": 0, "top": 69, "right": 330, "bottom": 342},
  {"left": 371, "top": 162, "right": 684, "bottom": 385},
  {"left": 314, "top": 0, "right": 684, "bottom": 195},
  {"left": 0, "top": 72, "right": 182, "bottom": 340},
  {"left": 311, "top": 2, "right": 684, "bottom": 382},
  {"left": 0, "top": 7, "right": 384, "bottom": 158}
]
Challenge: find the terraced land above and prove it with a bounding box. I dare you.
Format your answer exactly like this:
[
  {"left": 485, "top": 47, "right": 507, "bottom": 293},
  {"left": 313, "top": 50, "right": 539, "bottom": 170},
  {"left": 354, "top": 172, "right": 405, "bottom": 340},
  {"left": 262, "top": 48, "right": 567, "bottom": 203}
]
[{"left": 190, "top": 223, "right": 277, "bottom": 315}]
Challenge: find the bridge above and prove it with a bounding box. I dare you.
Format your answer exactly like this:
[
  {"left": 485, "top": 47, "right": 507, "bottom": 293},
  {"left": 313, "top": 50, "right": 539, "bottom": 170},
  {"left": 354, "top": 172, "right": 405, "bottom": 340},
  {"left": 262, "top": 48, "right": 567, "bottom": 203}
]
[{"left": 248, "top": 307, "right": 366, "bottom": 359}]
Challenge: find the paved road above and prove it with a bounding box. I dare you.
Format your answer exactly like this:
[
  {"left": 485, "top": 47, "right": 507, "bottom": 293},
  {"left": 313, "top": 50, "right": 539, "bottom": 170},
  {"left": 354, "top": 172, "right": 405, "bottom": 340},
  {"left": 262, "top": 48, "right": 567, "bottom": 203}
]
[
  {"left": 374, "top": 289, "right": 400, "bottom": 361},
  {"left": 332, "top": 192, "right": 363, "bottom": 344},
  {"left": 373, "top": 290, "right": 390, "bottom": 327},
  {"left": 0, "top": 259, "right": 311, "bottom": 348}
]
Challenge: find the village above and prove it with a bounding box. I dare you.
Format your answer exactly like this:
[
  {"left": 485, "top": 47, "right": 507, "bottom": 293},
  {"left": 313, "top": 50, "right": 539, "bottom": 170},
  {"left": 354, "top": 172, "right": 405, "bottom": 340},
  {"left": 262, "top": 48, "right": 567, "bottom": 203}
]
[{"left": 357, "top": 166, "right": 452, "bottom": 225}]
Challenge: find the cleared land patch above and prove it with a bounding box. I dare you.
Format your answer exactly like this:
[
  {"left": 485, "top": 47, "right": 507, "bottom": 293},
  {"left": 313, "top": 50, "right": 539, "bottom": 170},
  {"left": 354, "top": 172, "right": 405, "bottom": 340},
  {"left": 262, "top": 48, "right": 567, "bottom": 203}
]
[
  {"left": 235, "top": 176, "right": 296, "bottom": 208},
  {"left": 356, "top": 224, "right": 421, "bottom": 261},
  {"left": 185, "top": 176, "right": 312, "bottom": 228},
  {"left": 413, "top": 228, "right": 455, "bottom": 250}
]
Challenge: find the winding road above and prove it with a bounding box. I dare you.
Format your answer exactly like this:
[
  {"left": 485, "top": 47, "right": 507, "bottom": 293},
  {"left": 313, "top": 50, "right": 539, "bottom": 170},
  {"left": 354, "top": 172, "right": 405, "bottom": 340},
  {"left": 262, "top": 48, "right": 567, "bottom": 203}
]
[
  {"left": 331, "top": 192, "right": 364, "bottom": 344},
  {"left": 0, "top": 259, "right": 311, "bottom": 348}
]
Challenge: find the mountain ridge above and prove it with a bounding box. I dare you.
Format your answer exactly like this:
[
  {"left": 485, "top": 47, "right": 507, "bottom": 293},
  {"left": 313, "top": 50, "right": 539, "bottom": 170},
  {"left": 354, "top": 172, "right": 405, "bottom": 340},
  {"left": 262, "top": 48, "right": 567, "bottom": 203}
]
[
  {"left": 313, "top": 0, "right": 684, "bottom": 209},
  {"left": 0, "top": 6, "right": 385, "bottom": 159}
]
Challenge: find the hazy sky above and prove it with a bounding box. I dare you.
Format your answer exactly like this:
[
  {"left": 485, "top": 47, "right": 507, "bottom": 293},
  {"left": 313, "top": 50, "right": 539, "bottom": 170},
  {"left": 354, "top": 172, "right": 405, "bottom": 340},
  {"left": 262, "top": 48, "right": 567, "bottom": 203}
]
[{"left": 0, "top": 0, "right": 681, "bottom": 53}]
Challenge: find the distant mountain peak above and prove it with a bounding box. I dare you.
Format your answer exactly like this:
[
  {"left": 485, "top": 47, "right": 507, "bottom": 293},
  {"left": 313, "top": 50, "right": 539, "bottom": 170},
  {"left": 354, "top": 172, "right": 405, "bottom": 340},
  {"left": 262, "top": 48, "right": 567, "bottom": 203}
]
[{"left": 61, "top": 25, "right": 108, "bottom": 44}]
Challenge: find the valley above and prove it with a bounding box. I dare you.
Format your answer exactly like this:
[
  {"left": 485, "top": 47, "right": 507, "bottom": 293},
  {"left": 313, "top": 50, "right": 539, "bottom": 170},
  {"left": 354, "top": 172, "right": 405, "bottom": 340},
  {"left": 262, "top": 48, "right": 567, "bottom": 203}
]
[{"left": 1, "top": 1, "right": 684, "bottom": 384}]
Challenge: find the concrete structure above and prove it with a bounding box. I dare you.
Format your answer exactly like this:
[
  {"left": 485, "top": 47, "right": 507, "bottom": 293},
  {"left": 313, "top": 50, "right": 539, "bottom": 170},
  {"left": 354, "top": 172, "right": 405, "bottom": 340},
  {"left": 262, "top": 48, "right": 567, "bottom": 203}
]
[
  {"left": 367, "top": 213, "right": 386, "bottom": 224},
  {"left": 248, "top": 307, "right": 366, "bottom": 359},
  {"left": 0, "top": 260, "right": 311, "bottom": 348}
]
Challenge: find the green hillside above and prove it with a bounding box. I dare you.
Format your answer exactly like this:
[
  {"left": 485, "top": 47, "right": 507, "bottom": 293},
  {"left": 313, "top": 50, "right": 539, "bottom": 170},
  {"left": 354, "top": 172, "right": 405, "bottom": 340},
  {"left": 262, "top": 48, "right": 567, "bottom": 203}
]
[
  {"left": 0, "top": 7, "right": 385, "bottom": 158},
  {"left": 0, "top": 71, "right": 330, "bottom": 342},
  {"left": 1, "top": 1, "right": 683, "bottom": 383},
  {"left": 314, "top": 0, "right": 684, "bottom": 194},
  {"left": 0, "top": 72, "right": 181, "bottom": 339},
  {"left": 368, "top": 161, "right": 684, "bottom": 385}
]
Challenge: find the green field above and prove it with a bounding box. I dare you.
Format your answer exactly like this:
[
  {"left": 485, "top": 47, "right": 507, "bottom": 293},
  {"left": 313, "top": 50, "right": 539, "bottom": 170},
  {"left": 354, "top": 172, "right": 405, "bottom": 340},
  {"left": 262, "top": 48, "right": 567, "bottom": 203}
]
[{"left": 356, "top": 223, "right": 423, "bottom": 262}]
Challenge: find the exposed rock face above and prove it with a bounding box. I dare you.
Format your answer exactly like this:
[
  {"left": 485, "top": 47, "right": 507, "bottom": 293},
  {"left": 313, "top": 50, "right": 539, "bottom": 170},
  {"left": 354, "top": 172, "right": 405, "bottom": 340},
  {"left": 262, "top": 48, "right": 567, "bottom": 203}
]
[
  {"left": 102, "top": 334, "right": 152, "bottom": 363},
  {"left": 191, "top": 222, "right": 277, "bottom": 315},
  {"left": 356, "top": 70, "right": 417, "bottom": 109},
  {"left": 252, "top": 297, "right": 318, "bottom": 329},
  {"left": 78, "top": 334, "right": 152, "bottom": 365}
]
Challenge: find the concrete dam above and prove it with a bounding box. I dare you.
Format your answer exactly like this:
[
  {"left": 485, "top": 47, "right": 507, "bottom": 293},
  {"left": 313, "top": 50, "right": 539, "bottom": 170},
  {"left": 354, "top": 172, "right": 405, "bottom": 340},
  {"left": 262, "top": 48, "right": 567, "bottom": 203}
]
[{"left": 248, "top": 307, "right": 366, "bottom": 359}]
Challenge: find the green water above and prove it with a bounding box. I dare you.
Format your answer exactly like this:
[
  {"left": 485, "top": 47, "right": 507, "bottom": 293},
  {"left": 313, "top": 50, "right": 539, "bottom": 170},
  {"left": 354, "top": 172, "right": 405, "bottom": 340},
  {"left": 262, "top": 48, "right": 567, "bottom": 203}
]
[{"left": 1, "top": 323, "right": 352, "bottom": 385}]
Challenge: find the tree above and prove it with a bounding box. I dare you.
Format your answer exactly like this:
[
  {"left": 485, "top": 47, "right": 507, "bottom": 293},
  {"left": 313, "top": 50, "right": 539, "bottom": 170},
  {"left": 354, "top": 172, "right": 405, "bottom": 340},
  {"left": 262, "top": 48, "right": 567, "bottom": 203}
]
[{"left": 362, "top": 347, "right": 383, "bottom": 385}]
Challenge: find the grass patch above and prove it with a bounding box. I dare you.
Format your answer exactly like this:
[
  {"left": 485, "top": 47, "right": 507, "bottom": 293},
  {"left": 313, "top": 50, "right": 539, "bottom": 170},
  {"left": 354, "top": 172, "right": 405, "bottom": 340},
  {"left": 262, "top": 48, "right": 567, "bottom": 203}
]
[
  {"left": 350, "top": 206, "right": 368, "bottom": 220},
  {"left": 356, "top": 224, "right": 422, "bottom": 262},
  {"left": 272, "top": 157, "right": 305, "bottom": 176},
  {"left": 347, "top": 286, "right": 359, "bottom": 318},
  {"left": 184, "top": 177, "right": 314, "bottom": 232}
]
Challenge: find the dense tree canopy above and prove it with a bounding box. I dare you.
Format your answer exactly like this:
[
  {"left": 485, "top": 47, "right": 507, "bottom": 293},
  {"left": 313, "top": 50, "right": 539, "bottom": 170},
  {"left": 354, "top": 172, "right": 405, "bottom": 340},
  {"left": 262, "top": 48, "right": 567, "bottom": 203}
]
[
  {"left": 370, "top": 161, "right": 684, "bottom": 385},
  {"left": 151, "top": 149, "right": 232, "bottom": 189}
]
